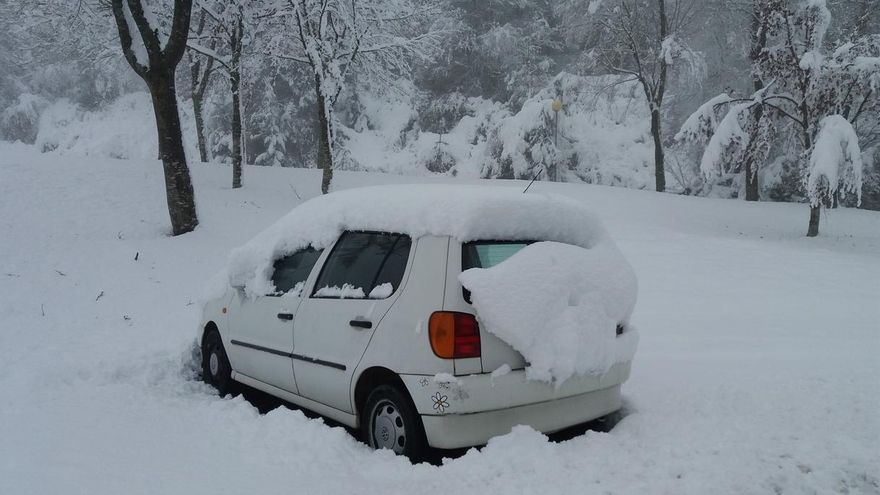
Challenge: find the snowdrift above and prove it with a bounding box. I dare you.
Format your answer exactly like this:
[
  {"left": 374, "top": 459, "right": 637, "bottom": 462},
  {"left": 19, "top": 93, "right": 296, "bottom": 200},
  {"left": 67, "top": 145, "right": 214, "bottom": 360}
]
[{"left": 460, "top": 241, "right": 638, "bottom": 384}]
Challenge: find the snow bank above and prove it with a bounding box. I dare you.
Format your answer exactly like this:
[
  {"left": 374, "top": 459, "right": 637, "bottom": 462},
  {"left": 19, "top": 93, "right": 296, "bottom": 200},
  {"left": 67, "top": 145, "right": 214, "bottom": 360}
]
[
  {"left": 34, "top": 93, "right": 199, "bottom": 161},
  {"left": 227, "top": 184, "right": 607, "bottom": 297},
  {"left": 460, "top": 241, "right": 638, "bottom": 385}
]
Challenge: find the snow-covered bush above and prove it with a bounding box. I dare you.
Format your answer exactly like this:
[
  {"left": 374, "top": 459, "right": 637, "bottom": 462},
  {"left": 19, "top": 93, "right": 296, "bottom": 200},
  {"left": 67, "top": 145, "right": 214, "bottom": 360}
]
[
  {"left": 0, "top": 93, "right": 48, "bottom": 144},
  {"left": 481, "top": 73, "right": 653, "bottom": 188},
  {"left": 807, "top": 115, "right": 863, "bottom": 207}
]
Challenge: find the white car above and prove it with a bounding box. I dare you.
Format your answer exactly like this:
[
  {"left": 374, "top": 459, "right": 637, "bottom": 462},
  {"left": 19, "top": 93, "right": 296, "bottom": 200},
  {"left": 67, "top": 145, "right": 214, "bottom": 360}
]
[{"left": 199, "top": 185, "right": 637, "bottom": 459}]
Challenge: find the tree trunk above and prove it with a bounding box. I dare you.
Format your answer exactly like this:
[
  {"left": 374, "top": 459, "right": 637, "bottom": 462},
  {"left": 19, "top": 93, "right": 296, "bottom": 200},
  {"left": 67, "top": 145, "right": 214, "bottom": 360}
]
[
  {"left": 650, "top": 107, "right": 666, "bottom": 192},
  {"left": 744, "top": 0, "right": 769, "bottom": 202},
  {"left": 110, "top": 0, "right": 196, "bottom": 236},
  {"left": 652, "top": 0, "right": 667, "bottom": 193},
  {"left": 189, "top": 11, "right": 211, "bottom": 163},
  {"left": 192, "top": 92, "right": 209, "bottom": 163},
  {"left": 231, "top": 67, "right": 242, "bottom": 189},
  {"left": 148, "top": 69, "right": 199, "bottom": 235},
  {"left": 315, "top": 76, "right": 334, "bottom": 195},
  {"left": 807, "top": 205, "right": 820, "bottom": 237},
  {"left": 743, "top": 103, "right": 762, "bottom": 201},
  {"left": 855, "top": 0, "right": 872, "bottom": 36},
  {"left": 230, "top": 20, "right": 243, "bottom": 190}
]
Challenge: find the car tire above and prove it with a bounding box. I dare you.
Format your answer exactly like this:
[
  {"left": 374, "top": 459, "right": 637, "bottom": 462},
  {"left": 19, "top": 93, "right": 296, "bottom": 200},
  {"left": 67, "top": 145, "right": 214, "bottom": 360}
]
[
  {"left": 202, "top": 330, "right": 234, "bottom": 396},
  {"left": 362, "top": 384, "right": 427, "bottom": 461}
]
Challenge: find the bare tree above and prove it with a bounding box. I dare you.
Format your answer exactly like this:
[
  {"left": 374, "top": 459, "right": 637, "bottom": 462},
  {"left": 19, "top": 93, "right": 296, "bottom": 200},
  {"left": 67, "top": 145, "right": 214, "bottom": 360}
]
[
  {"left": 109, "top": 0, "right": 198, "bottom": 235},
  {"left": 188, "top": 1, "right": 249, "bottom": 188},
  {"left": 596, "top": 0, "right": 699, "bottom": 193},
  {"left": 188, "top": 9, "right": 215, "bottom": 163}
]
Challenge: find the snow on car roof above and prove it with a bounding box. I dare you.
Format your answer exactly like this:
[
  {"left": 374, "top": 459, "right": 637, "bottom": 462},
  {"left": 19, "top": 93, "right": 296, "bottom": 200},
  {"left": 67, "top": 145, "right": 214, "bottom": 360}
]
[{"left": 227, "top": 184, "right": 609, "bottom": 296}]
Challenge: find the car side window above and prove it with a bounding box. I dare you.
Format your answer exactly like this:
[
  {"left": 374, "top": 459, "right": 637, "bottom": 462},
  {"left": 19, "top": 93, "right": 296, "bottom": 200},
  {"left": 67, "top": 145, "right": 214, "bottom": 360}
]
[
  {"left": 270, "top": 247, "right": 323, "bottom": 296},
  {"left": 312, "top": 231, "right": 411, "bottom": 299}
]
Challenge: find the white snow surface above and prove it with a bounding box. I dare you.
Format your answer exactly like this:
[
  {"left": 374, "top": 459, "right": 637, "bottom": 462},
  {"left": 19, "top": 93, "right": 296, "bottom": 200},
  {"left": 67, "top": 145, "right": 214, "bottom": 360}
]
[
  {"left": 227, "top": 184, "right": 606, "bottom": 297},
  {"left": 368, "top": 282, "right": 394, "bottom": 299},
  {"left": 1, "top": 142, "right": 879, "bottom": 494},
  {"left": 460, "top": 241, "right": 638, "bottom": 384}
]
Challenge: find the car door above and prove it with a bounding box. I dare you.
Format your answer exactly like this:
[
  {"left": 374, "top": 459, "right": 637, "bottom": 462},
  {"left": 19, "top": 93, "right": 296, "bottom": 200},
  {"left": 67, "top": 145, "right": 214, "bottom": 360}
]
[
  {"left": 227, "top": 247, "right": 323, "bottom": 394},
  {"left": 292, "top": 231, "right": 412, "bottom": 413}
]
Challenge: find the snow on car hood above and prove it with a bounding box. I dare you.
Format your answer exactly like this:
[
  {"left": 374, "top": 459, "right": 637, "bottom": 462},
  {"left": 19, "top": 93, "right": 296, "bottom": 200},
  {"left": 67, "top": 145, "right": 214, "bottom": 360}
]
[
  {"left": 459, "top": 240, "right": 639, "bottom": 385},
  {"left": 227, "top": 184, "right": 607, "bottom": 297}
]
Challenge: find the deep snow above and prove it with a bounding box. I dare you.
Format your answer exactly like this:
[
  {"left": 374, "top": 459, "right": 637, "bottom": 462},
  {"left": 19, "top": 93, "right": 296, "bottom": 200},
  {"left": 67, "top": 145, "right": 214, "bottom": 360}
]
[{"left": 1, "top": 142, "right": 878, "bottom": 494}]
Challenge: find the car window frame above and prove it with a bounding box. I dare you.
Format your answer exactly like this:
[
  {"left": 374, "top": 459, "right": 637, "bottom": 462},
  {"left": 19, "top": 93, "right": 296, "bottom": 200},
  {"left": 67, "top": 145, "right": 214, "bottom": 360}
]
[{"left": 310, "top": 230, "right": 413, "bottom": 301}]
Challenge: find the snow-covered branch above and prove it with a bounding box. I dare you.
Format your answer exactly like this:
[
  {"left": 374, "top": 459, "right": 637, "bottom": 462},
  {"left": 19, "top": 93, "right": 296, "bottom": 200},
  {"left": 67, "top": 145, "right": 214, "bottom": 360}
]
[{"left": 807, "top": 115, "right": 864, "bottom": 207}]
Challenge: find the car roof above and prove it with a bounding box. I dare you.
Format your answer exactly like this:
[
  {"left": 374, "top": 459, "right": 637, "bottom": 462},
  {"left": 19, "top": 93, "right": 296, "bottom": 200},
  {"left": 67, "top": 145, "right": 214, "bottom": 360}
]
[{"left": 227, "top": 184, "right": 610, "bottom": 296}]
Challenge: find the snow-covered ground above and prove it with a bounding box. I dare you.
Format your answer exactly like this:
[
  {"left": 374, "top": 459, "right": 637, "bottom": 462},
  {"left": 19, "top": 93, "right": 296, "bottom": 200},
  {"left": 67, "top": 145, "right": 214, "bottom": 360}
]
[{"left": 1, "top": 142, "right": 878, "bottom": 494}]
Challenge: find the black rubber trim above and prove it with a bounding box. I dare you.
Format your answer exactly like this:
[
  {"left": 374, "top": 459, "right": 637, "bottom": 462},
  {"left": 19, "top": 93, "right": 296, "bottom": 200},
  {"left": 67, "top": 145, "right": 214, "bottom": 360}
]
[
  {"left": 230, "top": 340, "right": 346, "bottom": 371},
  {"left": 290, "top": 353, "right": 347, "bottom": 371}
]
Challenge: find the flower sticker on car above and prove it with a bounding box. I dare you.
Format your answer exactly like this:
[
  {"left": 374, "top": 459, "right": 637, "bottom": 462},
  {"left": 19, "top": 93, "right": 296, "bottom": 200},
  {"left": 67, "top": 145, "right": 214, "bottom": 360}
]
[{"left": 431, "top": 392, "right": 449, "bottom": 413}]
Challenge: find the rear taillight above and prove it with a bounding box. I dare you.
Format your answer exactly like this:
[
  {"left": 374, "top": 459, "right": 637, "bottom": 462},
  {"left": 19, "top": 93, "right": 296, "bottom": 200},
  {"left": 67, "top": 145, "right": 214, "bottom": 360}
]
[{"left": 428, "top": 311, "right": 481, "bottom": 359}]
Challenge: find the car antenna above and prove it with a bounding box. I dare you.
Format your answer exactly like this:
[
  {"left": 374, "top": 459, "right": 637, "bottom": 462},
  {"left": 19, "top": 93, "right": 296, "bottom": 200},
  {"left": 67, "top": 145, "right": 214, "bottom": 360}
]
[{"left": 522, "top": 168, "right": 543, "bottom": 194}]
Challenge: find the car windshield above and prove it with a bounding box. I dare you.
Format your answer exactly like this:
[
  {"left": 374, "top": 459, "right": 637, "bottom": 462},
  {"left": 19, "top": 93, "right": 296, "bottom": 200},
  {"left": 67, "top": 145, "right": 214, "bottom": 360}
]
[{"left": 462, "top": 241, "right": 533, "bottom": 270}]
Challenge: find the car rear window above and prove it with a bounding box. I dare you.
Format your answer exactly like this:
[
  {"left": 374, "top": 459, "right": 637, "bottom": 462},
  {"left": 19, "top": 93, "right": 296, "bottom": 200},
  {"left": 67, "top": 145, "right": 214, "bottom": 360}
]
[
  {"left": 461, "top": 241, "right": 533, "bottom": 303},
  {"left": 462, "top": 241, "right": 533, "bottom": 270}
]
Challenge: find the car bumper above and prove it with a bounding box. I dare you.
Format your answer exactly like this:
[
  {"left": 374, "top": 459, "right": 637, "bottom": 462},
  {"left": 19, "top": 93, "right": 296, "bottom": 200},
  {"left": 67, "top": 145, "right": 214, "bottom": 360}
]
[{"left": 400, "top": 361, "right": 630, "bottom": 449}]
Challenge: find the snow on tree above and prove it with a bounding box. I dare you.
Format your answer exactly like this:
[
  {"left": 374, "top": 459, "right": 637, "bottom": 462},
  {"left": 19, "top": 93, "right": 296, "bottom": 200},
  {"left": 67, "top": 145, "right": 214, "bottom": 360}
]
[
  {"left": 807, "top": 115, "right": 863, "bottom": 208},
  {"left": 697, "top": 102, "right": 753, "bottom": 178},
  {"left": 681, "top": 0, "right": 877, "bottom": 234},
  {"left": 674, "top": 93, "right": 733, "bottom": 146},
  {"left": 269, "top": 0, "right": 445, "bottom": 194}
]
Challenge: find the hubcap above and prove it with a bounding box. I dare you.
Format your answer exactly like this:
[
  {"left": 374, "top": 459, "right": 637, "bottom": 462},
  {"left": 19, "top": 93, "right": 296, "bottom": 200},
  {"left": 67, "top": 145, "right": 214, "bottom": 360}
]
[
  {"left": 209, "top": 351, "right": 219, "bottom": 377},
  {"left": 372, "top": 400, "right": 406, "bottom": 454}
]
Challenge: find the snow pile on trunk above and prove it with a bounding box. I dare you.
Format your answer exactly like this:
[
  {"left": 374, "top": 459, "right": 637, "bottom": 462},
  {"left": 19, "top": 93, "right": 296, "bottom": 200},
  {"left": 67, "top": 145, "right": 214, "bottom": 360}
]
[
  {"left": 460, "top": 240, "right": 638, "bottom": 385},
  {"left": 227, "top": 184, "right": 606, "bottom": 297}
]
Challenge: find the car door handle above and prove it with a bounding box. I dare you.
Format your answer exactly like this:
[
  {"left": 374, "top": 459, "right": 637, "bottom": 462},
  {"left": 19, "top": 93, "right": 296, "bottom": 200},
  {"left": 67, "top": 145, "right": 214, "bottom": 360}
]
[
  {"left": 277, "top": 313, "right": 294, "bottom": 320},
  {"left": 349, "top": 319, "right": 372, "bottom": 329}
]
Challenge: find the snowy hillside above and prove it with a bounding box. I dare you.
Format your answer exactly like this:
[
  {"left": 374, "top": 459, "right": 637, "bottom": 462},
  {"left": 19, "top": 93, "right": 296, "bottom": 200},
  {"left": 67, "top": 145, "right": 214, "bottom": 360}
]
[{"left": 1, "top": 142, "right": 878, "bottom": 494}]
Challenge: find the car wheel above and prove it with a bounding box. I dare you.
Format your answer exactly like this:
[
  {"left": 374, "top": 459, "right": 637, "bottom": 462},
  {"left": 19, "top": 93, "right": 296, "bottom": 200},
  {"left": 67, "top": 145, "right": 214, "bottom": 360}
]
[
  {"left": 362, "top": 384, "right": 427, "bottom": 461},
  {"left": 202, "top": 330, "right": 233, "bottom": 396}
]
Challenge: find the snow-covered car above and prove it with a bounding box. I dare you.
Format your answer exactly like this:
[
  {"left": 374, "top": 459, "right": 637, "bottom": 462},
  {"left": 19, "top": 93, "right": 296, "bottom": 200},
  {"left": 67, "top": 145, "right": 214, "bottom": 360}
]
[{"left": 199, "top": 184, "right": 639, "bottom": 459}]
